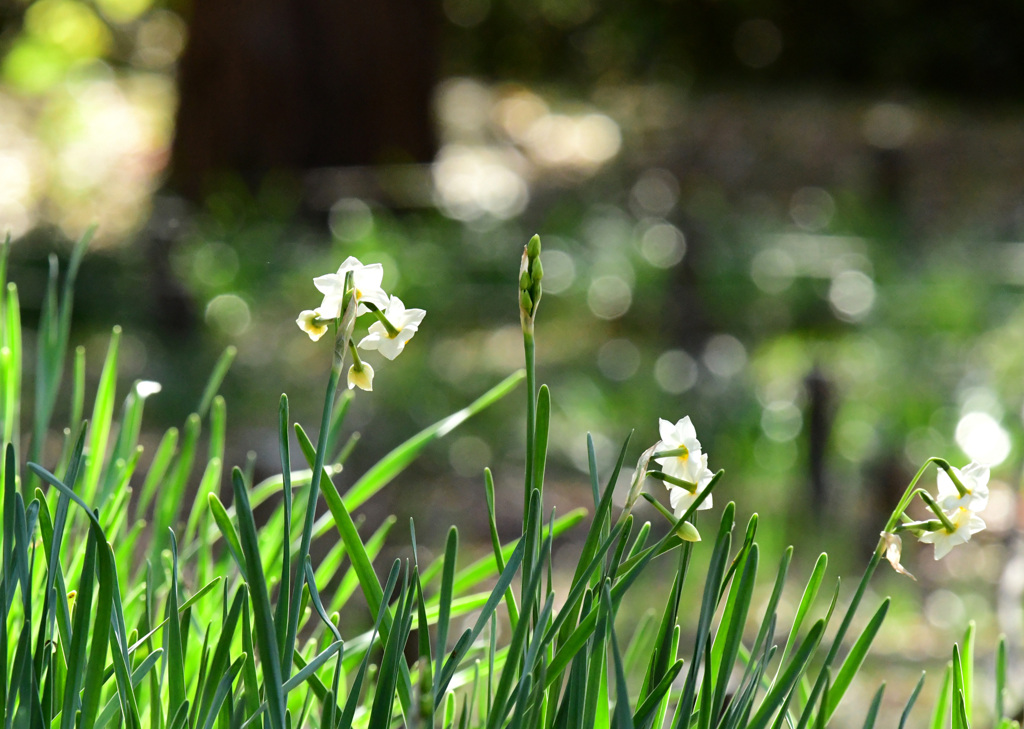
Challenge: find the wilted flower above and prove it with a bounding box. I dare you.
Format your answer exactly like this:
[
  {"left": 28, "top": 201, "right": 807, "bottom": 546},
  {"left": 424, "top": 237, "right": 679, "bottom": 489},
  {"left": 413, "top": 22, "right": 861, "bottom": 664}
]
[
  {"left": 296, "top": 309, "right": 331, "bottom": 341},
  {"left": 879, "top": 531, "right": 915, "bottom": 580},
  {"left": 358, "top": 295, "right": 426, "bottom": 360},
  {"left": 936, "top": 461, "right": 990, "bottom": 513},
  {"left": 918, "top": 506, "right": 986, "bottom": 560},
  {"left": 314, "top": 256, "right": 390, "bottom": 318},
  {"left": 347, "top": 362, "right": 374, "bottom": 391}
]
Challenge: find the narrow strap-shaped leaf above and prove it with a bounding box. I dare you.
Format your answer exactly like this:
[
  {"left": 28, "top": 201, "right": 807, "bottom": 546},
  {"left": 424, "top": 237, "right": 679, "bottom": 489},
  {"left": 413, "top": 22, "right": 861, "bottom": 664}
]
[
  {"left": 82, "top": 326, "right": 120, "bottom": 503},
  {"left": 276, "top": 394, "right": 293, "bottom": 670},
  {"left": 94, "top": 649, "right": 163, "bottom": 729},
  {"left": 899, "top": 672, "right": 926, "bottom": 729},
  {"left": 78, "top": 523, "right": 116, "bottom": 729},
  {"left": 208, "top": 493, "right": 245, "bottom": 579},
  {"left": 822, "top": 598, "right": 890, "bottom": 723},
  {"left": 197, "top": 586, "right": 245, "bottom": 721},
  {"left": 961, "top": 621, "right": 975, "bottom": 721},
  {"left": 632, "top": 659, "right": 683, "bottom": 729},
  {"left": 164, "top": 531, "right": 187, "bottom": 719},
  {"left": 779, "top": 552, "right": 827, "bottom": 670},
  {"left": 532, "top": 384, "right": 550, "bottom": 498},
  {"left": 200, "top": 655, "right": 245, "bottom": 729},
  {"left": 996, "top": 636, "right": 1007, "bottom": 721},
  {"left": 435, "top": 527, "right": 459, "bottom": 689},
  {"left": 860, "top": 684, "right": 884, "bottom": 729},
  {"left": 59, "top": 506, "right": 97, "bottom": 729},
  {"left": 929, "top": 662, "right": 952, "bottom": 729},
  {"left": 746, "top": 618, "right": 826, "bottom": 729},
  {"left": 339, "top": 560, "right": 402, "bottom": 729},
  {"left": 345, "top": 371, "right": 523, "bottom": 510},
  {"left": 197, "top": 346, "right": 236, "bottom": 419},
  {"left": 232, "top": 467, "right": 286, "bottom": 729},
  {"left": 712, "top": 542, "right": 758, "bottom": 721}
]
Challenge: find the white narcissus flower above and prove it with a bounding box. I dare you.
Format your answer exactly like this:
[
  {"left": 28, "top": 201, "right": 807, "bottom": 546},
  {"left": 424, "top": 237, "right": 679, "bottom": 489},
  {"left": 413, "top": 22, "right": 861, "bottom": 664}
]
[
  {"left": 918, "top": 506, "right": 986, "bottom": 560},
  {"left": 314, "top": 256, "right": 390, "bottom": 318},
  {"left": 655, "top": 417, "right": 705, "bottom": 484},
  {"left": 358, "top": 295, "right": 426, "bottom": 360},
  {"left": 296, "top": 310, "right": 330, "bottom": 341},
  {"left": 668, "top": 452, "right": 715, "bottom": 516},
  {"left": 937, "top": 461, "right": 990, "bottom": 513},
  {"left": 347, "top": 362, "right": 374, "bottom": 391}
]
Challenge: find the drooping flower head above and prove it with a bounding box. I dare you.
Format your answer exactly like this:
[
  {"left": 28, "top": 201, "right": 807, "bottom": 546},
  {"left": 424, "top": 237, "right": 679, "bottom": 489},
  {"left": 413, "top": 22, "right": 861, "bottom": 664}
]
[
  {"left": 347, "top": 362, "right": 374, "bottom": 391},
  {"left": 296, "top": 309, "right": 331, "bottom": 341},
  {"left": 936, "top": 461, "right": 990, "bottom": 513},
  {"left": 313, "top": 256, "right": 389, "bottom": 318},
  {"left": 918, "top": 506, "right": 986, "bottom": 560},
  {"left": 358, "top": 295, "right": 426, "bottom": 360}
]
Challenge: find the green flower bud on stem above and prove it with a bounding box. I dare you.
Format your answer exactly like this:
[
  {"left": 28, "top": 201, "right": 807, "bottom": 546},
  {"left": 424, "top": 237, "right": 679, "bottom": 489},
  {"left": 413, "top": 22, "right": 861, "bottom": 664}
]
[
  {"left": 531, "top": 257, "right": 543, "bottom": 283},
  {"left": 527, "top": 233, "right": 541, "bottom": 260},
  {"left": 520, "top": 289, "right": 533, "bottom": 314},
  {"left": 519, "top": 270, "right": 532, "bottom": 291}
]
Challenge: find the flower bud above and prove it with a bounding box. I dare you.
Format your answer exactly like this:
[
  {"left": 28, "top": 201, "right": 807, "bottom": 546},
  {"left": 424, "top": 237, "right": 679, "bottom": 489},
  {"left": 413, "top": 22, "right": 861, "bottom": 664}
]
[
  {"left": 519, "top": 270, "right": 532, "bottom": 291},
  {"left": 531, "top": 257, "right": 543, "bottom": 283},
  {"left": 520, "top": 289, "right": 533, "bottom": 314},
  {"left": 675, "top": 522, "right": 701, "bottom": 542},
  {"left": 527, "top": 234, "right": 541, "bottom": 259}
]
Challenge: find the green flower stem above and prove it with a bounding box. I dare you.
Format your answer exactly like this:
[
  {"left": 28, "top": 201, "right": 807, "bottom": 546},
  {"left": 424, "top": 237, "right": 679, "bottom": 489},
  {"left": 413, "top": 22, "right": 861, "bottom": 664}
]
[
  {"left": 348, "top": 340, "right": 366, "bottom": 370},
  {"left": 932, "top": 457, "right": 969, "bottom": 497},
  {"left": 808, "top": 455, "right": 942, "bottom": 719},
  {"left": 523, "top": 327, "right": 536, "bottom": 528},
  {"left": 363, "top": 301, "right": 400, "bottom": 338},
  {"left": 283, "top": 273, "right": 355, "bottom": 679},
  {"left": 919, "top": 491, "right": 957, "bottom": 532},
  {"left": 652, "top": 446, "right": 689, "bottom": 459},
  {"left": 646, "top": 470, "right": 698, "bottom": 494}
]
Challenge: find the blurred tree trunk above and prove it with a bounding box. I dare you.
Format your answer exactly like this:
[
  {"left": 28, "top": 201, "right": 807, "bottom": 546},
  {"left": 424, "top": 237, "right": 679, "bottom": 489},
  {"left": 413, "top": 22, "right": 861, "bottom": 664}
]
[{"left": 169, "top": 0, "right": 439, "bottom": 200}]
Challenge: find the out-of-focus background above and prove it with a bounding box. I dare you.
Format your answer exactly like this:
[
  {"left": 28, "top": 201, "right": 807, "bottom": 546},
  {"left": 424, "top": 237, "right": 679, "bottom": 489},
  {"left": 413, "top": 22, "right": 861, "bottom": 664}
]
[{"left": 3, "top": 0, "right": 1024, "bottom": 719}]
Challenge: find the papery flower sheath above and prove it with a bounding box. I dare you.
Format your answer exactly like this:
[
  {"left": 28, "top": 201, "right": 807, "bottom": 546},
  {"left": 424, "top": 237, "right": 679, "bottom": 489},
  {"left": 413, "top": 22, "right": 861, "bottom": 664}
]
[{"left": 358, "top": 295, "right": 426, "bottom": 360}]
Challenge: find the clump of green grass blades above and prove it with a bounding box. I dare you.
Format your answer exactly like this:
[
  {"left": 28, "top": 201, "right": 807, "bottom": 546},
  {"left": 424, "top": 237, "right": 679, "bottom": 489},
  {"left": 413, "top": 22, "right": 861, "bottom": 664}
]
[{"left": 0, "top": 229, "right": 1014, "bottom": 728}]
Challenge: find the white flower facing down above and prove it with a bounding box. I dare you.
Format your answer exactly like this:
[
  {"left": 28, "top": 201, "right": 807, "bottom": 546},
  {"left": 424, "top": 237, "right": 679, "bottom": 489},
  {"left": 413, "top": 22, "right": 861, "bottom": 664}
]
[
  {"left": 918, "top": 506, "right": 986, "bottom": 560},
  {"left": 296, "top": 309, "right": 331, "bottom": 341},
  {"left": 358, "top": 295, "right": 426, "bottom": 360},
  {"left": 937, "top": 461, "right": 990, "bottom": 513},
  {"left": 668, "top": 452, "right": 715, "bottom": 516},
  {"left": 313, "top": 256, "right": 390, "bottom": 318},
  {"left": 348, "top": 362, "right": 374, "bottom": 391}
]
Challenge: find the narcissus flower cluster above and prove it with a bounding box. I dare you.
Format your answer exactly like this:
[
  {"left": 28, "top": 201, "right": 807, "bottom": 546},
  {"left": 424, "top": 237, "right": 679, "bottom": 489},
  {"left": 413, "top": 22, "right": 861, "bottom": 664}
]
[
  {"left": 882, "top": 459, "right": 991, "bottom": 578},
  {"left": 296, "top": 256, "right": 425, "bottom": 391}
]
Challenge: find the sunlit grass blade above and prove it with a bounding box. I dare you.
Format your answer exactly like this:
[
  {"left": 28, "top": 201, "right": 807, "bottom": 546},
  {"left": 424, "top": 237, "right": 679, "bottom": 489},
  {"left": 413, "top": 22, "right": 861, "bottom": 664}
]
[
  {"left": 2, "top": 282, "right": 22, "bottom": 462},
  {"left": 200, "top": 655, "right": 245, "bottom": 729},
  {"left": 79, "top": 522, "right": 117, "bottom": 729},
  {"left": 136, "top": 427, "right": 178, "bottom": 517},
  {"left": 82, "top": 326, "right": 120, "bottom": 503},
  {"left": 368, "top": 565, "right": 415, "bottom": 729},
  {"left": 276, "top": 394, "right": 293, "bottom": 670},
  {"left": 95, "top": 649, "right": 163, "bottom": 729},
  {"left": 996, "top": 636, "right": 1007, "bottom": 721},
  {"left": 822, "top": 598, "right": 889, "bottom": 724},
  {"left": 712, "top": 541, "right": 758, "bottom": 721},
  {"left": 780, "top": 552, "right": 827, "bottom": 671},
  {"left": 930, "top": 662, "right": 952, "bottom": 729},
  {"left": 197, "top": 346, "right": 236, "bottom": 419},
  {"left": 532, "top": 384, "right": 550, "bottom": 497},
  {"left": 232, "top": 467, "right": 286, "bottom": 729},
  {"left": 339, "top": 560, "right": 402, "bottom": 729},
  {"left": 344, "top": 370, "right": 523, "bottom": 510},
  {"left": 961, "top": 620, "right": 975, "bottom": 721},
  {"left": 153, "top": 414, "right": 200, "bottom": 558},
  {"left": 746, "top": 618, "right": 826, "bottom": 729},
  {"left": 196, "top": 586, "right": 244, "bottom": 722},
  {"left": 899, "top": 672, "right": 926, "bottom": 729},
  {"left": 434, "top": 527, "right": 458, "bottom": 694}
]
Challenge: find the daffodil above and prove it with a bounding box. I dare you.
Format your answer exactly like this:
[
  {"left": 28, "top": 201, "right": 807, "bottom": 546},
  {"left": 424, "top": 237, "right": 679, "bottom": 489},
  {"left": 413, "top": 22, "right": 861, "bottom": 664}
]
[
  {"left": 314, "top": 256, "right": 390, "bottom": 318},
  {"left": 358, "top": 295, "right": 426, "bottom": 360},
  {"left": 654, "top": 417, "right": 705, "bottom": 483},
  {"left": 918, "top": 506, "right": 986, "bottom": 560},
  {"left": 936, "top": 461, "right": 990, "bottom": 513},
  {"left": 347, "top": 362, "right": 374, "bottom": 391},
  {"left": 296, "top": 309, "right": 331, "bottom": 341},
  {"left": 667, "top": 452, "right": 715, "bottom": 516}
]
